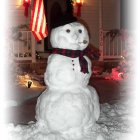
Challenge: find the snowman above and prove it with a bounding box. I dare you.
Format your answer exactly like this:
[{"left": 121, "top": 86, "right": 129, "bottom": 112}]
[{"left": 35, "top": 15, "right": 100, "bottom": 140}]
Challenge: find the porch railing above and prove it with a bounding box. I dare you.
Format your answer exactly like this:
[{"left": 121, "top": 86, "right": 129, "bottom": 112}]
[
  {"left": 11, "top": 29, "right": 127, "bottom": 62},
  {"left": 100, "top": 30, "right": 127, "bottom": 61},
  {"left": 11, "top": 30, "right": 36, "bottom": 62}
]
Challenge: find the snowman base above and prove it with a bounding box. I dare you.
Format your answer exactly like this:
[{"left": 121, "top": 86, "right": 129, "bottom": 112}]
[
  {"left": 35, "top": 85, "right": 100, "bottom": 139},
  {"left": 7, "top": 86, "right": 101, "bottom": 140}
]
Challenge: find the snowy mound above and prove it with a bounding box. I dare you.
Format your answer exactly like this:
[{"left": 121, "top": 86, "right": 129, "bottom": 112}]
[
  {"left": 7, "top": 99, "right": 133, "bottom": 140},
  {"left": 96, "top": 100, "right": 133, "bottom": 140},
  {"left": 35, "top": 86, "right": 100, "bottom": 135}
]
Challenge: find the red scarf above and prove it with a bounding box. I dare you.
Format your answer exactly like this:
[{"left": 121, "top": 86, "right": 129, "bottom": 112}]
[{"left": 52, "top": 48, "right": 89, "bottom": 74}]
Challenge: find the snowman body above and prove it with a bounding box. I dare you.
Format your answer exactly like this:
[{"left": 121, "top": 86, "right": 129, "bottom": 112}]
[
  {"left": 36, "top": 22, "right": 100, "bottom": 139},
  {"left": 44, "top": 54, "right": 91, "bottom": 89}
]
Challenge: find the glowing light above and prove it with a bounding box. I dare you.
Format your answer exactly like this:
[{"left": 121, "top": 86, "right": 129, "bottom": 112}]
[
  {"left": 17, "top": 74, "right": 43, "bottom": 88},
  {"left": 16, "top": 0, "right": 23, "bottom": 7},
  {"left": 121, "top": 55, "right": 125, "bottom": 59},
  {"left": 25, "top": 0, "right": 30, "bottom": 2},
  {"left": 118, "top": 72, "right": 124, "bottom": 78},
  {"left": 73, "top": 0, "right": 84, "bottom": 17},
  {"left": 75, "top": 0, "right": 84, "bottom": 4},
  {"left": 111, "top": 68, "right": 123, "bottom": 80}
]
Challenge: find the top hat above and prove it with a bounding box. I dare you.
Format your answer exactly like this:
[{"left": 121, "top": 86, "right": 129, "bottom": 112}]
[{"left": 52, "top": 14, "right": 77, "bottom": 28}]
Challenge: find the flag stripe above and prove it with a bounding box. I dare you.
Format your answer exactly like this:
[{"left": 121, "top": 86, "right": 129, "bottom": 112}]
[
  {"left": 34, "top": 0, "right": 41, "bottom": 33},
  {"left": 32, "top": 32, "right": 40, "bottom": 41},
  {"left": 34, "top": 0, "right": 42, "bottom": 32},
  {"left": 31, "top": 0, "right": 38, "bottom": 31},
  {"left": 40, "top": 9, "right": 45, "bottom": 34},
  {"left": 30, "top": 0, "right": 48, "bottom": 41}
]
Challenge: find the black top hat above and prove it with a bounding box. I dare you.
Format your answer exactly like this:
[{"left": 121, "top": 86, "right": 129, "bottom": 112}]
[{"left": 52, "top": 14, "right": 77, "bottom": 28}]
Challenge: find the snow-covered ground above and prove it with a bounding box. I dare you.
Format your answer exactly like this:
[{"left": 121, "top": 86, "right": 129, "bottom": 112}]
[
  {"left": 5, "top": 85, "right": 45, "bottom": 107},
  {"left": 6, "top": 79, "right": 134, "bottom": 140},
  {"left": 7, "top": 99, "right": 133, "bottom": 140}
]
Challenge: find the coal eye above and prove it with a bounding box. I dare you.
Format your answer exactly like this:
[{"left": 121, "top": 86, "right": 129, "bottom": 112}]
[
  {"left": 78, "top": 29, "right": 82, "bottom": 33},
  {"left": 66, "top": 29, "right": 70, "bottom": 33}
]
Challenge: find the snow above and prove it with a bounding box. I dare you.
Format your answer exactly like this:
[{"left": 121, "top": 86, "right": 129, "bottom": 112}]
[
  {"left": 6, "top": 79, "right": 133, "bottom": 140},
  {"left": 7, "top": 92, "right": 133, "bottom": 140},
  {"left": 4, "top": 100, "right": 18, "bottom": 108},
  {"left": 97, "top": 100, "right": 133, "bottom": 140},
  {"left": 6, "top": 21, "right": 133, "bottom": 140},
  {"left": 45, "top": 54, "right": 91, "bottom": 89},
  {"left": 31, "top": 22, "right": 100, "bottom": 139},
  {"left": 6, "top": 85, "right": 45, "bottom": 106}
]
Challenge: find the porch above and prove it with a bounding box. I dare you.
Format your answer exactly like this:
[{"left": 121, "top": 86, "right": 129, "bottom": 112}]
[{"left": 11, "top": 29, "right": 127, "bottom": 63}]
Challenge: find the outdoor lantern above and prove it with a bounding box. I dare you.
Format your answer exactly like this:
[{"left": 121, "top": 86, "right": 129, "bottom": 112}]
[
  {"left": 75, "top": 0, "right": 84, "bottom": 17},
  {"left": 27, "top": 80, "right": 33, "bottom": 88},
  {"left": 23, "top": 0, "right": 31, "bottom": 17}
]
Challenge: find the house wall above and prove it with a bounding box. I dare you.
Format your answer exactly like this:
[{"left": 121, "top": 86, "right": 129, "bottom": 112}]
[
  {"left": 102, "top": 0, "right": 120, "bottom": 30},
  {"left": 9, "top": 0, "right": 120, "bottom": 52},
  {"left": 8, "top": 0, "right": 44, "bottom": 52},
  {"left": 81, "top": 0, "right": 120, "bottom": 48},
  {"left": 80, "top": 0, "right": 99, "bottom": 48},
  {"left": 8, "top": 0, "right": 31, "bottom": 26}
]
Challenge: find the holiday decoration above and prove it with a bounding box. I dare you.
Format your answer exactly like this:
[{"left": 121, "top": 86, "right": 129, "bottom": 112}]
[
  {"left": 17, "top": 73, "right": 44, "bottom": 88},
  {"left": 27, "top": 80, "right": 33, "bottom": 88},
  {"left": 23, "top": 0, "right": 30, "bottom": 17},
  {"left": 74, "top": 0, "right": 83, "bottom": 17},
  {"left": 10, "top": 24, "right": 30, "bottom": 41},
  {"left": 30, "top": 0, "right": 48, "bottom": 41},
  {"left": 105, "top": 29, "right": 121, "bottom": 41},
  {"left": 35, "top": 51, "right": 41, "bottom": 59},
  {"left": 103, "top": 30, "right": 134, "bottom": 80}
]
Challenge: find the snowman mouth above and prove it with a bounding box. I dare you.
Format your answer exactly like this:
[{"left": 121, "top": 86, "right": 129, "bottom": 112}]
[{"left": 78, "top": 40, "right": 88, "bottom": 44}]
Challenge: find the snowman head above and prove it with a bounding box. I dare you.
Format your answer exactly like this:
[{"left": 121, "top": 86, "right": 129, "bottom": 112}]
[{"left": 50, "top": 15, "right": 89, "bottom": 50}]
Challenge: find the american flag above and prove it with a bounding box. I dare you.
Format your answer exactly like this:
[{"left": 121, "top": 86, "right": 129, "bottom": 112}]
[{"left": 30, "top": 0, "right": 48, "bottom": 41}]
